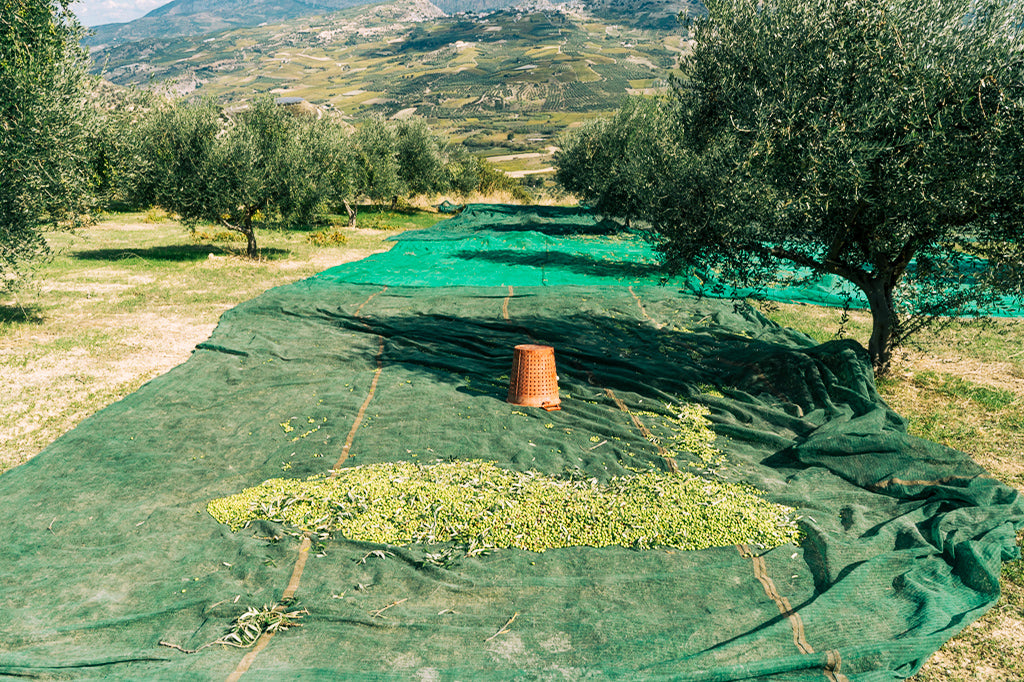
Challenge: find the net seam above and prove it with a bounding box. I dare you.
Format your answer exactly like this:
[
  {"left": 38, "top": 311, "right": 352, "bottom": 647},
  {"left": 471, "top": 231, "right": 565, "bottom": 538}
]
[
  {"left": 226, "top": 286, "right": 387, "bottom": 681},
  {"left": 600, "top": 288, "right": 677, "bottom": 472},
  {"left": 502, "top": 285, "right": 513, "bottom": 321},
  {"left": 737, "top": 544, "right": 849, "bottom": 682},
  {"left": 628, "top": 285, "right": 663, "bottom": 329}
]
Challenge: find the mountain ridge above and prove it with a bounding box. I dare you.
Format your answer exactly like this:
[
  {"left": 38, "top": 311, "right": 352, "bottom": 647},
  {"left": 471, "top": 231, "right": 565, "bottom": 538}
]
[
  {"left": 84, "top": 0, "right": 547, "bottom": 47},
  {"left": 86, "top": 0, "right": 690, "bottom": 47}
]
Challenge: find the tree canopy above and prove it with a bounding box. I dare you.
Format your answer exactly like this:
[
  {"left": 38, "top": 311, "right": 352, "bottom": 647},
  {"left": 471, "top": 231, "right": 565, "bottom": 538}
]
[
  {"left": 558, "top": 0, "right": 1024, "bottom": 371},
  {"left": 1, "top": 0, "right": 91, "bottom": 290},
  {"left": 351, "top": 116, "right": 404, "bottom": 207},
  {"left": 122, "top": 99, "right": 517, "bottom": 256},
  {"left": 556, "top": 96, "right": 686, "bottom": 227},
  {"left": 132, "top": 98, "right": 349, "bottom": 257}
]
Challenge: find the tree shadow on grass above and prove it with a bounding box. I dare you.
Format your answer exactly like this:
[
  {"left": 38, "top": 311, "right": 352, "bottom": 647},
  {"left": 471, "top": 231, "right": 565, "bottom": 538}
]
[
  {"left": 452, "top": 249, "right": 664, "bottom": 280},
  {"left": 71, "top": 245, "right": 291, "bottom": 263},
  {"left": 0, "top": 303, "right": 44, "bottom": 325}
]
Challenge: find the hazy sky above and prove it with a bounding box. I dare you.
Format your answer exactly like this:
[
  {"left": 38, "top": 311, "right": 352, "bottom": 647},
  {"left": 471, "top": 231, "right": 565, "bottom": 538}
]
[{"left": 72, "top": 0, "right": 168, "bottom": 27}]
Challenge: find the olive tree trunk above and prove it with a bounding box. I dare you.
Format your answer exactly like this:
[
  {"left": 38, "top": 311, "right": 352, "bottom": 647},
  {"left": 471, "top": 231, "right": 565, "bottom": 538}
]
[
  {"left": 242, "top": 225, "right": 257, "bottom": 259},
  {"left": 862, "top": 279, "right": 897, "bottom": 373},
  {"left": 343, "top": 200, "right": 357, "bottom": 228},
  {"left": 222, "top": 211, "right": 259, "bottom": 259}
]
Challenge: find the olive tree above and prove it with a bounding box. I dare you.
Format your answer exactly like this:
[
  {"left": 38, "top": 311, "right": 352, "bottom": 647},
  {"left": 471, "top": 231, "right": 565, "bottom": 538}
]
[
  {"left": 139, "top": 98, "right": 344, "bottom": 258},
  {"left": 84, "top": 86, "right": 161, "bottom": 210},
  {"left": 1, "top": 0, "right": 91, "bottom": 290},
  {"left": 560, "top": 0, "right": 1024, "bottom": 372},
  {"left": 351, "top": 117, "right": 404, "bottom": 207},
  {"left": 395, "top": 119, "right": 448, "bottom": 197},
  {"left": 556, "top": 96, "right": 685, "bottom": 227},
  {"left": 444, "top": 147, "right": 482, "bottom": 196},
  {"left": 351, "top": 117, "right": 470, "bottom": 208}
]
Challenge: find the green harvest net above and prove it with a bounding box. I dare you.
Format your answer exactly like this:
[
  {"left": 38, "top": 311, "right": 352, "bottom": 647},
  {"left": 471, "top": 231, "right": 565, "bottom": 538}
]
[{"left": 0, "top": 204, "right": 1021, "bottom": 680}]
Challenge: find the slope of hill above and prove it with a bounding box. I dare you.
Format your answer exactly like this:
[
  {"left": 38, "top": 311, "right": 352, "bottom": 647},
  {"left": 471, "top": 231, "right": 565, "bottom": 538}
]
[
  {"left": 85, "top": 0, "right": 366, "bottom": 48},
  {"left": 87, "top": 0, "right": 691, "bottom": 173},
  {"left": 84, "top": 0, "right": 533, "bottom": 47},
  {"left": 90, "top": 0, "right": 688, "bottom": 112}
]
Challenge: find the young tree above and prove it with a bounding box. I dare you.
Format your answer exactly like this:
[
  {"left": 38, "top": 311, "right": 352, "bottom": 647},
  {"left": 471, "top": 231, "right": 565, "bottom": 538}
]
[
  {"left": 87, "top": 87, "right": 164, "bottom": 210},
  {"left": 136, "top": 98, "right": 222, "bottom": 229},
  {"left": 295, "top": 115, "right": 356, "bottom": 228},
  {"left": 556, "top": 96, "right": 685, "bottom": 226},
  {"left": 1, "top": 0, "right": 91, "bottom": 290},
  {"left": 444, "top": 147, "right": 482, "bottom": 197},
  {"left": 475, "top": 159, "right": 534, "bottom": 203},
  {"left": 562, "top": 0, "right": 1024, "bottom": 371}
]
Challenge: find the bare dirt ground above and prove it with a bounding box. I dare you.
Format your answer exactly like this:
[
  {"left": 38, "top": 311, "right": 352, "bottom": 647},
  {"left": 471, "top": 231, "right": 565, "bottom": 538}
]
[{"left": 0, "top": 306, "right": 216, "bottom": 468}]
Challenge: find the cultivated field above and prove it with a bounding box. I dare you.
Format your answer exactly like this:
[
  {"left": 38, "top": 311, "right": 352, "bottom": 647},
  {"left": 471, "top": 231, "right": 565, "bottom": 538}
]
[
  {"left": 91, "top": 2, "right": 685, "bottom": 168},
  {"left": 1, "top": 211, "right": 1021, "bottom": 679}
]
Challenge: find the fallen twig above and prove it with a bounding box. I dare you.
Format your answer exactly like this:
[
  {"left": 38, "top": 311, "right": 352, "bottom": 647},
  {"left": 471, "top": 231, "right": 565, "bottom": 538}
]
[
  {"left": 369, "top": 598, "right": 408, "bottom": 619},
  {"left": 160, "top": 640, "right": 218, "bottom": 654},
  {"left": 485, "top": 612, "right": 518, "bottom": 642},
  {"left": 160, "top": 603, "right": 307, "bottom": 653}
]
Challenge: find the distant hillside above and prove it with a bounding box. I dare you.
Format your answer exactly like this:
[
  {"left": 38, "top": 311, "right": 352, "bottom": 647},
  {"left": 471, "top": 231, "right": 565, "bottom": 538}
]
[
  {"left": 91, "top": 1, "right": 687, "bottom": 106},
  {"left": 85, "top": 0, "right": 376, "bottom": 47},
  {"left": 429, "top": 0, "right": 527, "bottom": 12},
  {"left": 85, "top": 0, "right": 692, "bottom": 47},
  {"left": 84, "top": 0, "right": 537, "bottom": 47},
  {"left": 87, "top": 0, "right": 697, "bottom": 183},
  {"left": 589, "top": 0, "right": 695, "bottom": 29},
  {"left": 87, "top": 0, "right": 696, "bottom": 175}
]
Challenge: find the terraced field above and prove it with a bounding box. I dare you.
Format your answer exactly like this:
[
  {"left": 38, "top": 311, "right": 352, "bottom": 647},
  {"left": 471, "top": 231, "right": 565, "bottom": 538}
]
[
  {"left": 89, "top": 0, "right": 686, "bottom": 187},
  {"left": 92, "top": 0, "right": 686, "bottom": 139}
]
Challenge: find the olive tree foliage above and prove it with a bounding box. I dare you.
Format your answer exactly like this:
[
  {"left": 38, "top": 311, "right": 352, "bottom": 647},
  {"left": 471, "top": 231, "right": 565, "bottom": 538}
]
[
  {"left": 136, "top": 98, "right": 221, "bottom": 227},
  {"left": 84, "top": 86, "right": 160, "bottom": 210},
  {"left": 556, "top": 96, "right": 686, "bottom": 226},
  {"left": 350, "top": 116, "right": 513, "bottom": 208},
  {"left": 445, "top": 147, "right": 483, "bottom": 196},
  {"left": 351, "top": 117, "right": 404, "bottom": 207},
  {"left": 0, "top": 0, "right": 91, "bottom": 291},
  {"left": 136, "top": 98, "right": 345, "bottom": 258},
  {"left": 394, "top": 119, "right": 448, "bottom": 197},
  {"left": 474, "top": 160, "right": 534, "bottom": 203},
  {"left": 123, "top": 101, "right": 516, "bottom": 246},
  {"left": 558, "top": 0, "right": 1024, "bottom": 372}
]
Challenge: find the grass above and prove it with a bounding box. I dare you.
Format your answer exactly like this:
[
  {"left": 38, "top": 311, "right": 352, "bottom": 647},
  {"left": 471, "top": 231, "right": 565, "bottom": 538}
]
[
  {"left": 0, "top": 206, "right": 444, "bottom": 473},
  {"left": 761, "top": 302, "right": 1024, "bottom": 681}
]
